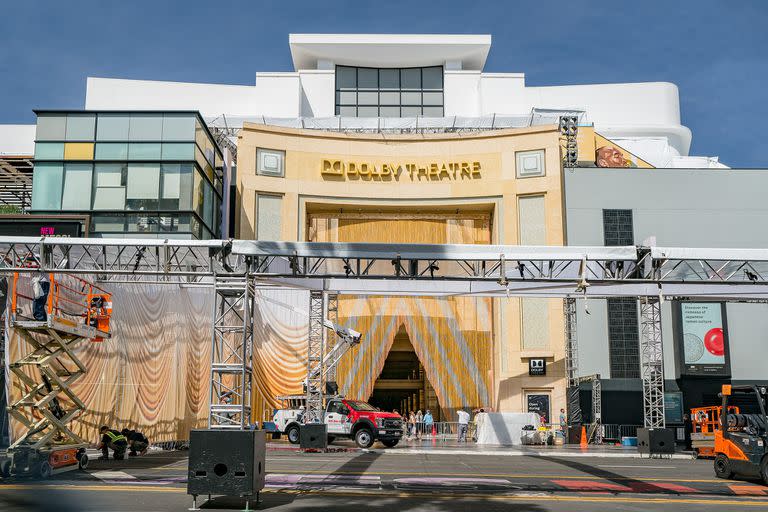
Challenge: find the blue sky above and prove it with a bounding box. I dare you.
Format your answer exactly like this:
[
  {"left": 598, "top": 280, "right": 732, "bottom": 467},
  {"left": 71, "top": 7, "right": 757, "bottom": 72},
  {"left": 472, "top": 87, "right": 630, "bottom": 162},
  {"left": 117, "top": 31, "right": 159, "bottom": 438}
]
[{"left": 1, "top": 0, "right": 767, "bottom": 167}]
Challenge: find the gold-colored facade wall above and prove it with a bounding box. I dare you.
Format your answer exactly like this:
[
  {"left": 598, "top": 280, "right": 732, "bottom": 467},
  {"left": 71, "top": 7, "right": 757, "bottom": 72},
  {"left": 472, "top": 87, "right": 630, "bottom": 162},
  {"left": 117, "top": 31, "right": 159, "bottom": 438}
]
[{"left": 238, "top": 124, "right": 568, "bottom": 418}]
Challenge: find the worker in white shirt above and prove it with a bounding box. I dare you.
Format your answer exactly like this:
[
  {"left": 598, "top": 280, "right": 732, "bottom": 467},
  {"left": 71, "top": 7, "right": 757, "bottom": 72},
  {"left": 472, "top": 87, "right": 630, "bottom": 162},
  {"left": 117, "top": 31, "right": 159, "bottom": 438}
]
[{"left": 456, "top": 408, "right": 470, "bottom": 442}]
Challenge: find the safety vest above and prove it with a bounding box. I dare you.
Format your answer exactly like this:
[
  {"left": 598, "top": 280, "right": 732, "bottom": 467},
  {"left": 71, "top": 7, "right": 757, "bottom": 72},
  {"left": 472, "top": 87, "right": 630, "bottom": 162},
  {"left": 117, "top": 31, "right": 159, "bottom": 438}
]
[{"left": 105, "top": 430, "right": 127, "bottom": 443}]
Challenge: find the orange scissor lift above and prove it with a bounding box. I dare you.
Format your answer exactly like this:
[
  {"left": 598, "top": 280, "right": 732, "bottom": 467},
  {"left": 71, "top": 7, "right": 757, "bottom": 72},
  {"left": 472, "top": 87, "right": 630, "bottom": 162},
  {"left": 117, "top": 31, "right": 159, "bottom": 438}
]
[
  {"left": 690, "top": 404, "right": 739, "bottom": 458},
  {"left": 1, "top": 270, "right": 111, "bottom": 478}
]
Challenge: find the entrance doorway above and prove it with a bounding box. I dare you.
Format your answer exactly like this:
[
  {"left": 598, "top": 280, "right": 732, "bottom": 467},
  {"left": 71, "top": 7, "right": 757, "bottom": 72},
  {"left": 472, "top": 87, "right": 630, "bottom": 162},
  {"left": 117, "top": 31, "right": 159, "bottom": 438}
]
[{"left": 367, "top": 325, "right": 443, "bottom": 421}]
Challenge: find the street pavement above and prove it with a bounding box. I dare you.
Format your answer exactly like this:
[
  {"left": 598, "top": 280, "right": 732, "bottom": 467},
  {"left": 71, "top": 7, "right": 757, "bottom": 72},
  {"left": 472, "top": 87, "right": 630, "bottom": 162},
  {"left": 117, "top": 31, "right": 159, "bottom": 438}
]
[{"left": 2, "top": 445, "right": 768, "bottom": 511}]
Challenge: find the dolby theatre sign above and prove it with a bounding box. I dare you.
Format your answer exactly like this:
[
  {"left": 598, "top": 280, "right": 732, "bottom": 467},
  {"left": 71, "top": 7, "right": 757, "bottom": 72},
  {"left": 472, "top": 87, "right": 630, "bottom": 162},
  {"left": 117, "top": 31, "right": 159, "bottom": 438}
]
[{"left": 321, "top": 159, "right": 481, "bottom": 181}]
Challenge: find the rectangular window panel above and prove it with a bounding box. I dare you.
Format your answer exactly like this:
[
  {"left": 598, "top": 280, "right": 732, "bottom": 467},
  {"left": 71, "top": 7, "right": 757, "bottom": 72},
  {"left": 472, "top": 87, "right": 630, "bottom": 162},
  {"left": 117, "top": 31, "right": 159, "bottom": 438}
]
[
  {"left": 422, "top": 106, "right": 444, "bottom": 117},
  {"left": 607, "top": 297, "right": 640, "bottom": 378},
  {"left": 336, "top": 91, "right": 356, "bottom": 105},
  {"left": 95, "top": 142, "right": 128, "bottom": 160},
  {"left": 161, "top": 143, "right": 195, "bottom": 160},
  {"left": 401, "top": 91, "right": 421, "bottom": 105},
  {"left": 338, "top": 106, "right": 356, "bottom": 117},
  {"left": 93, "top": 163, "right": 126, "bottom": 210},
  {"left": 129, "top": 114, "right": 163, "bottom": 140},
  {"left": 357, "top": 91, "right": 378, "bottom": 105},
  {"left": 379, "top": 68, "right": 399, "bottom": 90},
  {"left": 379, "top": 106, "right": 401, "bottom": 117},
  {"left": 93, "top": 187, "right": 126, "bottom": 210},
  {"left": 126, "top": 214, "right": 158, "bottom": 233},
  {"left": 518, "top": 195, "right": 546, "bottom": 245},
  {"left": 126, "top": 163, "right": 160, "bottom": 210},
  {"left": 96, "top": 114, "right": 130, "bottom": 140},
  {"left": 603, "top": 209, "right": 634, "bottom": 246},
  {"left": 63, "top": 142, "right": 94, "bottom": 160},
  {"left": 203, "top": 179, "right": 213, "bottom": 228},
  {"left": 422, "top": 66, "right": 443, "bottom": 90},
  {"left": 35, "top": 142, "right": 64, "bottom": 160},
  {"left": 62, "top": 163, "right": 92, "bottom": 210},
  {"left": 379, "top": 91, "right": 399, "bottom": 105},
  {"left": 357, "top": 106, "right": 378, "bottom": 117},
  {"left": 357, "top": 68, "right": 378, "bottom": 89},
  {"left": 423, "top": 92, "right": 443, "bottom": 106},
  {"left": 36, "top": 114, "right": 67, "bottom": 141},
  {"left": 91, "top": 215, "right": 126, "bottom": 233},
  {"left": 257, "top": 194, "right": 282, "bottom": 241},
  {"left": 128, "top": 143, "right": 162, "bottom": 160},
  {"left": 401, "top": 106, "right": 422, "bottom": 117},
  {"left": 193, "top": 170, "right": 204, "bottom": 218},
  {"left": 95, "top": 163, "right": 125, "bottom": 187},
  {"left": 31, "top": 162, "right": 63, "bottom": 210},
  {"left": 159, "top": 163, "right": 193, "bottom": 210},
  {"left": 65, "top": 114, "right": 95, "bottom": 140},
  {"left": 336, "top": 66, "right": 356, "bottom": 89},
  {"left": 162, "top": 114, "right": 195, "bottom": 141},
  {"left": 401, "top": 68, "right": 421, "bottom": 89},
  {"left": 521, "top": 298, "right": 550, "bottom": 350}
]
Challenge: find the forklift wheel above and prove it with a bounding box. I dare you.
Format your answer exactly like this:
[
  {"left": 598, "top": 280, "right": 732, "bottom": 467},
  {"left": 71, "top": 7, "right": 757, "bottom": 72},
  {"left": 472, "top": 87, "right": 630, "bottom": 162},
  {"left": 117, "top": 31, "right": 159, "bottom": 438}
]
[
  {"left": 0, "top": 459, "right": 11, "bottom": 478},
  {"left": 78, "top": 453, "right": 89, "bottom": 470},
  {"left": 38, "top": 461, "right": 52, "bottom": 479},
  {"left": 714, "top": 454, "right": 734, "bottom": 479}
]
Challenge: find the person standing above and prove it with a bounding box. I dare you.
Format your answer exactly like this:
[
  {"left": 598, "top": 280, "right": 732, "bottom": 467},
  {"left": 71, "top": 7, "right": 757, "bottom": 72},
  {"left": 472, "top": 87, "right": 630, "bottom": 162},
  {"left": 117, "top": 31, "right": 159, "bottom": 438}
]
[
  {"left": 408, "top": 411, "right": 417, "bottom": 439},
  {"left": 559, "top": 408, "right": 567, "bottom": 438},
  {"left": 31, "top": 269, "right": 50, "bottom": 321},
  {"left": 415, "top": 409, "right": 423, "bottom": 436},
  {"left": 423, "top": 410, "right": 434, "bottom": 436},
  {"left": 457, "top": 408, "right": 470, "bottom": 442}
]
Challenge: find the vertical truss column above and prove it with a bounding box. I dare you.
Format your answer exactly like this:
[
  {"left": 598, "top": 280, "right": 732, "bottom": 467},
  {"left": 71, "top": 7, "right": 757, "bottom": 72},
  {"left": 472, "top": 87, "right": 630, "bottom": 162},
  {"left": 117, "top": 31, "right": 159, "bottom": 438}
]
[
  {"left": 640, "top": 297, "right": 665, "bottom": 428},
  {"left": 305, "top": 290, "right": 325, "bottom": 423},
  {"left": 591, "top": 375, "right": 602, "bottom": 443},
  {"left": 325, "top": 294, "right": 339, "bottom": 386},
  {"left": 563, "top": 298, "right": 582, "bottom": 424},
  {"left": 208, "top": 273, "right": 254, "bottom": 429}
]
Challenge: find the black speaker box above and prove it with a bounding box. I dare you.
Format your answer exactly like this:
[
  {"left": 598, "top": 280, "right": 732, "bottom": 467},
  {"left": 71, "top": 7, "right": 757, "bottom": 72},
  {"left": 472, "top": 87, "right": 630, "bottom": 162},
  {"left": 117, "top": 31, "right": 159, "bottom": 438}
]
[
  {"left": 567, "top": 425, "right": 582, "bottom": 444},
  {"left": 637, "top": 428, "right": 675, "bottom": 455},
  {"left": 300, "top": 423, "right": 327, "bottom": 450},
  {"left": 187, "top": 430, "right": 266, "bottom": 498}
]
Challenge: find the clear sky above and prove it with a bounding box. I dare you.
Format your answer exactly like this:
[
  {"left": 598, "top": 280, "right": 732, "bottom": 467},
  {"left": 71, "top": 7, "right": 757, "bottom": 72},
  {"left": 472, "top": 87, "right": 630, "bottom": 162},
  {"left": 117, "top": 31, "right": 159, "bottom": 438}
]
[{"left": 1, "top": 0, "right": 767, "bottom": 167}]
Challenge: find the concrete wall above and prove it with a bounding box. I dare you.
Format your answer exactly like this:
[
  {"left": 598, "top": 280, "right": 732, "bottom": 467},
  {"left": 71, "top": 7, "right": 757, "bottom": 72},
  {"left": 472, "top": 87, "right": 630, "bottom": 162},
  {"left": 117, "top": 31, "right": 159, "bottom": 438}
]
[{"left": 565, "top": 167, "right": 768, "bottom": 381}]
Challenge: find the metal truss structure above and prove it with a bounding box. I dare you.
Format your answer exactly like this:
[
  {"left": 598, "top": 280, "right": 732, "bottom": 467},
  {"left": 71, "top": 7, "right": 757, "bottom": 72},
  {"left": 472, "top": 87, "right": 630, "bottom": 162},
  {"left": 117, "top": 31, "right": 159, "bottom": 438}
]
[
  {"left": 640, "top": 298, "right": 665, "bottom": 428},
  {"left": 325, "top": 294, "right": 339, "bottom": 386},
  {"left": 577, "top": 374, "right": 602, "bottom": 444},
  {"left": 5, "top": 237, "right": 768, "bottom": 430},
  {"left": 208, "top": 273, "right": 254, "bottom": 429},
  {"left": 563, "top": 298, "right": 582, "bottom": 425},
  {"left": 305, "top": 291, "right": 325, "bottom": 424}
]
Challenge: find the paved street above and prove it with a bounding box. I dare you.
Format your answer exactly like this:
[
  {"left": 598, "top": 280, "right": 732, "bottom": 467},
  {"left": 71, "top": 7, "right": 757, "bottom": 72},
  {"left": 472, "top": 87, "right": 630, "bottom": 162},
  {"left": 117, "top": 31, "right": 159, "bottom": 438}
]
[{"left": 2, "top": 447, "right": 767, "bottom": 511}]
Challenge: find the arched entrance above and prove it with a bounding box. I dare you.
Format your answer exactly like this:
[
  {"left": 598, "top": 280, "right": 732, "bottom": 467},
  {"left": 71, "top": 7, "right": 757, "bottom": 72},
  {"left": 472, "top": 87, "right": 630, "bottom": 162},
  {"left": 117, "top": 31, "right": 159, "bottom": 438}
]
[{"left": 367, "top": 325, "right": 443, "bottom": 421}]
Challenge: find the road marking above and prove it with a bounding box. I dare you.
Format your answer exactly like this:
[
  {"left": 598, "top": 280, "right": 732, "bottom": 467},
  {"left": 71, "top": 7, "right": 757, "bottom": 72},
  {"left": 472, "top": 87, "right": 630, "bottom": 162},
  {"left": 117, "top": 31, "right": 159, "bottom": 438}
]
[
  {"left": 598, "top": 465, "right": 675, "bottom": 469},
  {"left": 91, "top": 471, "right": 137, "bottom": 481}
]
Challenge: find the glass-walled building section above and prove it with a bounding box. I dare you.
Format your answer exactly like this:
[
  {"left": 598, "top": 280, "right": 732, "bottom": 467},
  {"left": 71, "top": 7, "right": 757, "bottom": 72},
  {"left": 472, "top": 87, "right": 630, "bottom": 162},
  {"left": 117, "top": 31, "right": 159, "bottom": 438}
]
[
  {"left": 31, "top": 111, "right": 223, "bottom": 239},
  {"left": 335, "top": 66, "right": 444, "bottom": 118}
]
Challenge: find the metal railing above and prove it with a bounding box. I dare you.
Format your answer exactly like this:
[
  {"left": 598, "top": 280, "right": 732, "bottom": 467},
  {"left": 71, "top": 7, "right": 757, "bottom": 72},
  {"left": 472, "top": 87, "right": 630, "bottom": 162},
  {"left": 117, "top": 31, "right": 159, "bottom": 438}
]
[
  {"left": 601, "top": 424, "right": 642, "bottom": 442},
  {"left": 404, "top": 422, "right": 477, "bottom": 440}
]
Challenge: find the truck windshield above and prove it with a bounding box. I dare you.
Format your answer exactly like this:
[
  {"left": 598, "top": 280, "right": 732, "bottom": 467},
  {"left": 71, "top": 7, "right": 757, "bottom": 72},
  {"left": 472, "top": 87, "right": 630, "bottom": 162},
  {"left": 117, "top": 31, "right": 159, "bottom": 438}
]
[{"left": 347, "top": 401, "right": 379, "bottom": 412}]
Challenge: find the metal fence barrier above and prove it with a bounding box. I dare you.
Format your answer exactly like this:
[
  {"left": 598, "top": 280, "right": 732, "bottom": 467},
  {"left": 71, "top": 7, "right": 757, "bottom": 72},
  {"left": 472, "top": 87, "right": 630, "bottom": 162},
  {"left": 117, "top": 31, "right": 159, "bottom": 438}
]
[{"left": 601, "top": 424, "right": 642, "bottom": 442}]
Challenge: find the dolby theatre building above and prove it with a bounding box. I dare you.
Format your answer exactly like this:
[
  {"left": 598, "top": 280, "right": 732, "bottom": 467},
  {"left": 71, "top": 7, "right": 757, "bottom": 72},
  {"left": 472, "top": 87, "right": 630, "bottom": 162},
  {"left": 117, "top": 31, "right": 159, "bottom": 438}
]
[{"left": 30, "top": 34, "right": 714, "bottom": 423}]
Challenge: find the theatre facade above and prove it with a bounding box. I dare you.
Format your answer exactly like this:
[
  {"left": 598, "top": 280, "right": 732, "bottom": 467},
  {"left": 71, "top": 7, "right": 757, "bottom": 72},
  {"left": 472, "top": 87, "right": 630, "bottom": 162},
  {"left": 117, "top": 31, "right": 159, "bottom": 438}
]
[{"left": 238, "top": 122, "right": 567, "bottom": 421}]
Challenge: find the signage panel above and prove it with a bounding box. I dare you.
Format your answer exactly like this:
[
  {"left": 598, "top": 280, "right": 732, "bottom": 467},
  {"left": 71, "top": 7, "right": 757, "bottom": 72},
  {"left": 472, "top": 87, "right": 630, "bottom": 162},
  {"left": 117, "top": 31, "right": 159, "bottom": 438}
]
[{"left": 673, "top": 302, "right": 731, "bottom": 377}]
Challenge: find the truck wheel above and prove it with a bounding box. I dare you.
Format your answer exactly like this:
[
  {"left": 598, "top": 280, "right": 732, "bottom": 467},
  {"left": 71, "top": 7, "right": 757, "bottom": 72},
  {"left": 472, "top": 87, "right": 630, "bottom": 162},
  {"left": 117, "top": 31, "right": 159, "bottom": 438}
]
[
  {"left": 38, "top": 461, "right": 52, "bottom": 479},
  {"left": 78, "top": 453, "right": 89, "bottom": 470},
  {"left": 286, "top": 425, "right": 300, "bottom": 445},
  {"left": 0, "top": 459, "right": 11, "bottom": 478},
  {"left": 354, "top": 428, "right": 374, "bottom": 448},
  {"left": 714, "top": 454, "right": 734, "bottom": 479},
  {"left": 381, "top": 439, "right": 399, "bottom": 448},
  {"left": 327, "top": 436, "right": 335, "bottom": 445},
  {"left": 760, "top": 456, "right": 768, "bottom": 486}
]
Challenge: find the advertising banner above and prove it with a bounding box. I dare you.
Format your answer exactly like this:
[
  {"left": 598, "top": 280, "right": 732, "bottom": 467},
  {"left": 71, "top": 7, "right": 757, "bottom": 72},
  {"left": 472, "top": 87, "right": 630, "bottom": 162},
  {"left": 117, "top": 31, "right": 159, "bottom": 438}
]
[
  {"left": 674, "top": 302, "right": 730, "bottom": 376},
  {"left": 526, "top": 394, "right": 551, "bottom": 424}
]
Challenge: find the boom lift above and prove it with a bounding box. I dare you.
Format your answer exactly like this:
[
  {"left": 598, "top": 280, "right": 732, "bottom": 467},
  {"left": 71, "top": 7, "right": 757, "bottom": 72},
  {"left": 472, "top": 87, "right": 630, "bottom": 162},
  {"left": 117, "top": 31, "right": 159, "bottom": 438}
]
[
  {"left": 1, "top": 270, "right": 111, "bottom": 478},
  {"left": 713, "top": 384, "right": 768, "bottom": 485}
]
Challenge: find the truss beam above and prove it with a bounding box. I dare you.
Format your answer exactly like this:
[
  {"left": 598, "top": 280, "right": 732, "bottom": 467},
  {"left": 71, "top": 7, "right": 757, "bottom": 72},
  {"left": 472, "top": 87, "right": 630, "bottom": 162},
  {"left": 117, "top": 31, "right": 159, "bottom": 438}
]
[
  {"left": 640, "top": 298, "right": 665, "bottom": 428},
  {"left": 563, "top": 298, "right": 582, "bottom": 425},
  {"left": 305, "top": 291, "right": 325, "bottom": 424}
]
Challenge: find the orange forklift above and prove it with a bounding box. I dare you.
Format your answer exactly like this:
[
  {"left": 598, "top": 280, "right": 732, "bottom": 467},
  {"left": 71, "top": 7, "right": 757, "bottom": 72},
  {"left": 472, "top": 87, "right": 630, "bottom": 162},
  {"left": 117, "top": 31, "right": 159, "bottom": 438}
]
[
  {"left": 691, "top": 404, "right": 739, "bottom": 458},
  {"left": 713, "top": 384, "right": 768, "bottom": 485}
]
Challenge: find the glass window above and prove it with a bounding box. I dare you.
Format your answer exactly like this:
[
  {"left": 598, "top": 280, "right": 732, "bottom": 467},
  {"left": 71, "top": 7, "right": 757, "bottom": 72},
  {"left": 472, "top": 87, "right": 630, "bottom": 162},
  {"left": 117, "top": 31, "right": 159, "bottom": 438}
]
[
  {"left": 422, "top": 67, "right": 443, "bottom": 90},
  {"left": 257, "top": 194, "right": 282, "bottom": 241},
  {"left": 93, "top": 163, "right": 127, "bottom": 210},
  {"left": 422, "top": 106, "right": 444, "bottom": 117},
  {"left": 96, "top": 113, "right": 130, "bottom": 140},
  {"left": 161, "top": 143, "right": 195, "bottom": 160},
  {"left": 195, "top": 146, "right": 214, "bottom": 181},
  {"left": 338, "top": 106, "right": 356, "bottom": 117},
  {"left": 193, "top": 170, "right": 204, "bottom": 218},
  {"left": 379, "top": 69, "right": 399, "bottom": 90},
  {"left": 401, "top": 68, "right": 421, "bottom": 89},
  {"left": 126, "top": 163, "right": 160, "bottom": 210},
  {"left": 423, "top": 92, "right": 443, "bottom": 106},
  {"left": 91, "top": 215, "right": 126, "bottom": 233},
  {"left": 162, "top": 114, "right": 195, "bottom": 141},
  {"left": 62, "top": 163, "right": 92, "bottom": 210},
  {"left": 379, "top": 91, "right": 399, "bottom": 105},
  {"left": 35, "top": 142, "right": 64, "bottom": 160},
  {"left": 379, "top": 106, "right": 400, "bottom": 117},
  {"left": 401, "top": 92, "right": 421, "bottom": 105},
  {"left": 336, "top": 91, "right": 356, "bottom": 104},
  {"left": 128, "top": 143, "right": 162, "bottom": 160},
  {"left": 65, "top": 114, "right": 95, "bottom": 140},
  {"left": 63, "top": 142, "right": 94, "bottom": 160},
  {"left": 401, "top": 106, "right": 422, "bottom": 117},
  {"left": 357, "top": 68, "right": 377, "bottom": 89},
  {"left": 95, "top": 143, "right": 128, "bottom": 160},
  {"left": 336, "top": 66, "right": 356, "bottom": 89},
  {"left": 357, "top": 106, "right": 378, "bottom": 117},
  {"left": 256, "top": 148, "right": 285, "bottom": 177},
  {"left": 203, "top": 179, "right": 213, "bottom": 228},
  {"left": 126, "top": 214, "right": 158, "bottom": 233},
  {"left": 159, "top": 163, "right": 193, "bottom": 210},
  {"left": 357, "top": 91, "right": 378, "bottom": 105},
  {"left": 129, "top": 114, "right": 163, "bottom": 140},
  {"left": 36, "top": 114, "right": 67, "bottom": 141},
  {"left": 31, "top": 162, "right": 63, "bottom": 210}
]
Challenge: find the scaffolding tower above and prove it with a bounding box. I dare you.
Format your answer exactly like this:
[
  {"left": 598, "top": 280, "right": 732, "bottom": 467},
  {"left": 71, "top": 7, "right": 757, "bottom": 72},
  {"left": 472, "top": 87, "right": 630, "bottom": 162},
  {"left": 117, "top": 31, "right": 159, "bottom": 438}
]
[
  {"left": 640, "top": 297, "right": 665, "bottom": 428},
  {"left": 563, "top": 298, "right": 582, "bottom": 424},
  {"left": 304, "top": 291, "right": 326, "bottom": 424}
]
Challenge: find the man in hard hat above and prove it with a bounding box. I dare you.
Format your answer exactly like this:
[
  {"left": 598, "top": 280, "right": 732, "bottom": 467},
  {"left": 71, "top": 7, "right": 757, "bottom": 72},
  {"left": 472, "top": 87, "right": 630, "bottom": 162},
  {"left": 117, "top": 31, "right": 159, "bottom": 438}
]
[{"left": 98, "top": 425, "right": 128, "bottom": 461}]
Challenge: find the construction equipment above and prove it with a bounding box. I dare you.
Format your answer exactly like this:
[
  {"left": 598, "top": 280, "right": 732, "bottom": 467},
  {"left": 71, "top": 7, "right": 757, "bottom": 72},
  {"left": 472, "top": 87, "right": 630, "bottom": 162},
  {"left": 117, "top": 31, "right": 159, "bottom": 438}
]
[
  {"left": 691, "top": 404, "right": 739, "bottom": 458},
  {"left": 1, "top": 271, "right": 111, "bottom": 478},
  {"left": 713, "top": 384, "right": 768, "bottom": 485}
]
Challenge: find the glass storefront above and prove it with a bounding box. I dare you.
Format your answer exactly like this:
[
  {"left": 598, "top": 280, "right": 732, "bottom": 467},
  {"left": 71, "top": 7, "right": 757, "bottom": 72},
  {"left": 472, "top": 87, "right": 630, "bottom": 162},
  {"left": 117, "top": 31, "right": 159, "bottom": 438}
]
[{"left": 31, "top": 111, "right": 223, "bottom": 239}]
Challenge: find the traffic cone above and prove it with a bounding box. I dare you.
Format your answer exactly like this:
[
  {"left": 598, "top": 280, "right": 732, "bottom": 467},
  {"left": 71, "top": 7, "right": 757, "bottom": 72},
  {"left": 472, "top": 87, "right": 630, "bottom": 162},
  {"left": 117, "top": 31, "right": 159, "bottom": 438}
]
[
  {"left": 580, "top": 425, "right": 588, "bottom": 448},
  {"left": 432, "top": 425, "right": 437, "bottom": 436}
]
